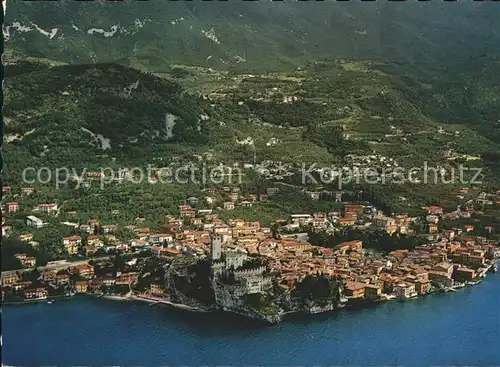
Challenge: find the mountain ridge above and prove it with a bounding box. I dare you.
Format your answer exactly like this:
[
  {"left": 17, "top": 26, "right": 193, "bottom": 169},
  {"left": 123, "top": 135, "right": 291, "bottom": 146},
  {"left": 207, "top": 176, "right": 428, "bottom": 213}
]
[{"left": 4, "top": 0, "right": 499, "bottom": 73}]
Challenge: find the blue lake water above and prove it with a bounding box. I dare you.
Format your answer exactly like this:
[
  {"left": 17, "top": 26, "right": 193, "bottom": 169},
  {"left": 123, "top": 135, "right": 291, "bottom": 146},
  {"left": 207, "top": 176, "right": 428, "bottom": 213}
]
[{"left": 3, "top": 274, "right": 500, "bottom": 366}]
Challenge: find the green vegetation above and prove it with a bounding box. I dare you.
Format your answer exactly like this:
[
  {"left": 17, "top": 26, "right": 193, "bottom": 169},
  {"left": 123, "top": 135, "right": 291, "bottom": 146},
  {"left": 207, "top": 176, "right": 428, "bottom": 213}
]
[
  {"left": 3, "top": 54, "right": 500, "bottom": 266},
  {"left": 242, "top": 293, "right": 277, "bottom": 315},
  {"left": 304, "top": 123, "right": 371, "bottom": 157},
  {"left": 246, "top": 100, "right": 328, "bottom": 127},
  {"left": 5, "top": 1, "right": 500, "bottom": 74},
  {"left": 308, "top": 229, "right": 427, "bottom": 254},
  {"left": 168, "top": 258, "right": 215, "bottom": 305},
  {"left": 293, "top": 274, "right": 344, "bottom": 306}
]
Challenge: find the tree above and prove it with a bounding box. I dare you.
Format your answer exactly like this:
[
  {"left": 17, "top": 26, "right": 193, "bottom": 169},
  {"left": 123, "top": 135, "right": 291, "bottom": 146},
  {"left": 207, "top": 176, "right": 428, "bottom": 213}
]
[
  {"left": 113, "top": 254, "right": 126, "bottom": 274},
  {"left": 1, "top": 236, "right": 35, "bottom": 271}
]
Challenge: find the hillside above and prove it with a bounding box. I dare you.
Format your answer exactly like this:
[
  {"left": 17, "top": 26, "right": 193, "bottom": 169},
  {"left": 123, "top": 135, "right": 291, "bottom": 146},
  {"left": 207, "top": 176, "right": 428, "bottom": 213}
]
[
  {"left": 3, "top": 61, "right": 211, "bottom": 171},
  {"left": 3, "top": 59, "right": 500, "bottom": 216},
  {"left": 2, "top": 1, "right": 500, "bottom": 310},
  {"left": 4, "top": 0, "right": 499, "bottom": 73}
]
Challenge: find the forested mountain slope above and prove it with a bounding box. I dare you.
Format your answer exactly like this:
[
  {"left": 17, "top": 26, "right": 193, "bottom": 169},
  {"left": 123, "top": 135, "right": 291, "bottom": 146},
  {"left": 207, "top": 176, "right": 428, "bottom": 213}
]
[{"left": 4, "top": 0, "right": 499, "bottom": 72}]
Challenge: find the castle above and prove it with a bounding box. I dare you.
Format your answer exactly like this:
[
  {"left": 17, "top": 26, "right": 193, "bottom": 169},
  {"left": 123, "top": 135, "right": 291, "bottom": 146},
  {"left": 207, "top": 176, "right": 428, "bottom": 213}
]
[{"left": 209, "top": 235, "right": 272, "bottom": 297}]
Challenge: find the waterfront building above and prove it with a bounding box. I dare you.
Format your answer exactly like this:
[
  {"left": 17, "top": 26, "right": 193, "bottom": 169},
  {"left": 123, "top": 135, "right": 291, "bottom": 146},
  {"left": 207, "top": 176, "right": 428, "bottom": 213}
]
[
  {"left": 428, "top": 271, "right": 454, "bottom": 288},
  {"left": 2, "top": 272, "right": 20, "bottom": 286},
  {"left": 23, "top": 288, "right": 48, "bottom": 300},
  {"left": 56, "top": 274, "right": 70, "bottom": 285},
  {"left": 42, "top": 271, "right": 57, "bottom": 282},
  {"left": 453, "top": 267, "right": 476, "bottom": 282},
  {"left": 101, "top": 277, "right": 116, "bottom": 287},
  {"left": 75, "top": 281, "right": 89, "bottom": 293},
  {"left": 150, "top": 283, "right": 165, "bottom": 297},
  {"left": 452, "top": 249, "right": 486, "bottom": 269},
  {"left": 415, "top": 280, "right": 431, "bottom": 295},
  {"left": 395, "top": 283, "right": 417, "bottom": 299},
  {"left": 345, "top": 281, "right": 365, "bottom": 299},
  {"left": 364, "top": 284, "right": 382, "bottom": 300},
  {"left": 116, "top": 272, "right": 139, "bottom": 285},
  {"left": 432, "top": 262, "right": 454, "bottom": 277},
  {"left": 11, "top": 281, "right": 33, "bottom": 291}
]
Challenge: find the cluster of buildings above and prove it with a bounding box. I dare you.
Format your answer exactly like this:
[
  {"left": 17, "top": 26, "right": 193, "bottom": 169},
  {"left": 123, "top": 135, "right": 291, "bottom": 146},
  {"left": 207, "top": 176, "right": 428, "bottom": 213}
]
[
  {"left": 278, "top": 204, "right": 416, "bottom": 235},
  {"left": 155, "top": 200, "right": 498, "bottom": 302},
  {"left": 210, "top": 235, "right": 273, "bottom": 302},
  {"left": 2, "top": 180, "right": 499, "bottom": 306},
  {"left": 200, "top": 185, "right": 273, "bottom": 211},
  {"left": 204, "top": 227, "right": 498, "bottom": 303},
  {"left": 1, "top": 261, "right": 141, "bottom": 301}
]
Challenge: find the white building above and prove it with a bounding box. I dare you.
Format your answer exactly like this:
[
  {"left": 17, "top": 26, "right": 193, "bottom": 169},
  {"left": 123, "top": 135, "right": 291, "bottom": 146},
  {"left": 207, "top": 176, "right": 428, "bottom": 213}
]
[
  {"left": 26, "top": 215, "right": 45, "bottom": 228},
  {"left": 290, "top": 214, "right": 312, "bottom": 226},
  {"left": 241, "top": 275, "right": 272, "bottom": 294},
  {"left": 37, "top": 203, "right": 58, "bottom": 214},
  {"left": 395, "top": 283, "right": 417, "bottom": 299},
  {"left": 211, "top": 235, "right": 222, "bottom": 260},
  {"left": 225, "top": 251, "right": 247, "bottom": 270}
]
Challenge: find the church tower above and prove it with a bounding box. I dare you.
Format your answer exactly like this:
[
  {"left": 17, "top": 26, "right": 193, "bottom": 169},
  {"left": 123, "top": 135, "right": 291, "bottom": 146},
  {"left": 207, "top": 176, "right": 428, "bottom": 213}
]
[{"left": 210, "top": 234, "right": 222, "bottom": 260}]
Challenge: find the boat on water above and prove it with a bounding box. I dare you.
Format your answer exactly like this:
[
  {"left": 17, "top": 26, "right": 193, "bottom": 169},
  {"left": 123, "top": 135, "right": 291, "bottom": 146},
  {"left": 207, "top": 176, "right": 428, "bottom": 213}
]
[{"left": 47, "top": 300, "right": 53, "bottom": 304}]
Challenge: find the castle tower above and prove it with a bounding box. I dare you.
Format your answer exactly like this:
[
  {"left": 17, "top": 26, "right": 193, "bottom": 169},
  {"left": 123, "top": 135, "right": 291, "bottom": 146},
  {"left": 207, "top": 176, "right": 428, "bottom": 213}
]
[{"left": 210, "top": 234, "right": 222, "bottom": 260}]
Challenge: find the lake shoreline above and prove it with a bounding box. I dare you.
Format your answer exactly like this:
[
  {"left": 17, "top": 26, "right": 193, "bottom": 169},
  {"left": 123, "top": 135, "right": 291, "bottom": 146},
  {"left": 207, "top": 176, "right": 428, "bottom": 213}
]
[
  {"left": 3, "top": 273, "right": 500, "bottom": 366},
  {"left": 3, "top": 260, "right": 497, "bottom": 324}
]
